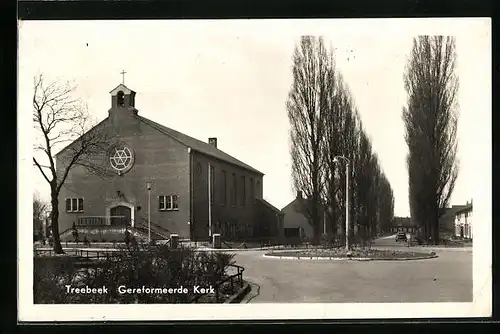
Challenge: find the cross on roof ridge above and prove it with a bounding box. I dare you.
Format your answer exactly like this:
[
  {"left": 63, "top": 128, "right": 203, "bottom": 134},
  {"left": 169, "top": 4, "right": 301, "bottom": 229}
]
[{"left": 120, "top": 70, "right": 127, "bottom": 84}]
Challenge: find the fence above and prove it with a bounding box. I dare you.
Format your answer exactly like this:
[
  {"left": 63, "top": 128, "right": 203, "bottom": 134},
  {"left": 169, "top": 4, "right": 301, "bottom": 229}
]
[
  {"left": 76, "top": 216, "right": 129, "bottom": 226},
  {"left": 34, "top": 248, "right": 120, "bottom": 260},
  {"left": 190, "top": 264, "right": 245, "bottom": 303}
]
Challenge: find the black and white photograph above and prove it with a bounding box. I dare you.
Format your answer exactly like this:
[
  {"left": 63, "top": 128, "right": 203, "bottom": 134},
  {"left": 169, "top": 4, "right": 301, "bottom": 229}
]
[{"left": 18, "top": 18, "right": 491, "bottom": 321}]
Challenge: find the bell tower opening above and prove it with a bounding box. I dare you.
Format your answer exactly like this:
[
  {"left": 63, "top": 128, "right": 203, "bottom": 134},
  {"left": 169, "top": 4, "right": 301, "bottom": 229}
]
[
  {"left": 109, "top": 84, "right": 137, "bottom": 111},
  {"left": 117, "top": 91, "right": 125, "bottom": 106}
]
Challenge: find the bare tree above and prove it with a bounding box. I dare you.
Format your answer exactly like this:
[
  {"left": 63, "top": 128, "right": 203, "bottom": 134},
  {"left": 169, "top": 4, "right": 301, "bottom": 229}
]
[
  {"left": 378, "top": 173, "right": 395, "bottom": 234},
  {"left": 354, "top": 127, "right": 381, "bottom": 244},
  {"left": 321, "top": 70, "right": 342, "bottom": 243},
  {"left": 33, "top": 74, "right": 116, "bottom": 254},
  {"left": 402, "top": 36, "right": 460, "bottom": 244},
  {"left": 322, "top": 73, "right": 359, "bottom": 245},
  {"left": 33, "top": 192, "right": 48, "bottom": 241},
  {"left": 287, "top": 36, "right": 333, "bottom": 245},
  {"left": 343, "top": 98, "right": 361, "bottom": 243},
  {"left": 288, "top": 36, "right": 396, "bottom": 247},
  {"left": 323, "top": 83, "right": 393, "bottom": 246}
]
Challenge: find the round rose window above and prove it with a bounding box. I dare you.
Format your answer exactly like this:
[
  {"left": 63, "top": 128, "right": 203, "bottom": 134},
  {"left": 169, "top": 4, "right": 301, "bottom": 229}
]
[{"left": 110, "top": 146, "right": 135, "bottom": 173}]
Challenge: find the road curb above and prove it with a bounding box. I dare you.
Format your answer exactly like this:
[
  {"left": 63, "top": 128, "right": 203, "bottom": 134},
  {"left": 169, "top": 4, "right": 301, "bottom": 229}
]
[
  {"left": 35, "top": 246, "right": 280, "bottom": 253},
  {"left": 410, "top": 247, "right": 472, "bottom": 253},
  {"left": 262, "top": 253, "right": 439, "bottom": 261},
  {"left": 194, "top": 246, "right": 293, "bottom": 252},
  {"left": 224, "top": 282, "right": 251, "bottom": 303}
]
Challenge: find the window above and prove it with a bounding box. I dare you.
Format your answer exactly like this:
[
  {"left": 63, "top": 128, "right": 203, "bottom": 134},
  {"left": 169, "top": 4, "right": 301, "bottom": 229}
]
[
  {"left": 256, "top": 180, "right": 261, "bottom": 199},
  {"left": 221, "top": 170, "right": 227, "bottom": 206},
  {"left": 66, "top": 198, "right": 84, "bottom": 212},
  {"left": 231, "top": 173, "right": 237, "bottom": 206},
  {"left": 241, "top": 176, "right": 246, "bottom": 206},
  {"left": 250, "top": 178, "right": 254, "bottom": 199},
  {"left": 209, "top": 165, "right": 215, "bottom": 205},
  {"left": 159, "top": 196, "right": 165, "bottom": 210},
  {"left": 159, "top": 195, "right": 179, "bottom": 211}
]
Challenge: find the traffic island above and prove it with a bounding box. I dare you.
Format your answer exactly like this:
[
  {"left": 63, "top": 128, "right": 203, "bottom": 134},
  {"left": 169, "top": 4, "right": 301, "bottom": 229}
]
[{"left": 264, "top": 248, "right": 438, "bottom": 261}]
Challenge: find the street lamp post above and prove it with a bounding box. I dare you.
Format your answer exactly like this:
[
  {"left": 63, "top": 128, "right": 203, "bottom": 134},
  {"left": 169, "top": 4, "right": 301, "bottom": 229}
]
[
  {"left": 208, "top": 163, "right": 212, "bottom": 238},
  {"left": 333, "top": 156, "right": 350, "bottom": 251},
  {"left": 147, "top": 182, "right": 151, "bottom": 243},
  {"left": 323, "top": 210, "right": 326, "bottom": 235}
]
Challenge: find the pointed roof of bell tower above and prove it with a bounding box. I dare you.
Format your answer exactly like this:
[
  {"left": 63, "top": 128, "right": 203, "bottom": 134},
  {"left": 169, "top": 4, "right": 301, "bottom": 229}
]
[
  {"left": 110, "top": 83, "right": 134, "bottom": 96},
  {"left": 109, "top": 78, "right": 137, "bottom": 110}
]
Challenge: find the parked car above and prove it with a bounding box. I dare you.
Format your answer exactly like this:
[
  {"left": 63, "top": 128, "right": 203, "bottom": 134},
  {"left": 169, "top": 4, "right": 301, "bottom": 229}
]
[{"left": 395, "top": 232, "right": 407, "bottom": 242}]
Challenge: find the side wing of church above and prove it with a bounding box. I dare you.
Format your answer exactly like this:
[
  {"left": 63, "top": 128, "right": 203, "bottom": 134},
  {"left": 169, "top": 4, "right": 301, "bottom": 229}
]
[{"left": 56, "top": 83, "right": 284, "bottom": 244}]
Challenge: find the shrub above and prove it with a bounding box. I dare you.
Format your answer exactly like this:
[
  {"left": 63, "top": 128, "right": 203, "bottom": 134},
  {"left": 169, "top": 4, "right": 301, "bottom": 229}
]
[
  {"left": 124, "top": 229, "right": 131, "bottom": 247},
  {"left": 34, "top": 256, "right": 79, "bottom": 304},
  {"left": 34, "top": 243, "right": 236, "bottom": 304},
  {"left": 71, "top": 223, "right": 79, "bottom": 243}
]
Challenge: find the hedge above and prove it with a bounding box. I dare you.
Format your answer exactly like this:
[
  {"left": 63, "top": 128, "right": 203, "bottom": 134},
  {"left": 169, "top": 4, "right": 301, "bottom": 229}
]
[{"left": 34, "top": 243, "right": 236, "bottom": 304}]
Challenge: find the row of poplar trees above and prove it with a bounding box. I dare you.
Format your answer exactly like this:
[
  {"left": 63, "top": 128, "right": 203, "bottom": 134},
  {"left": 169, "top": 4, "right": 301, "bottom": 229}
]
[
  {"left": 288, "top": 35, "right": 460, "bottom": 246},
  {"left": 403, "top": 36, "right": 460, "bottom": 244},
  {"left": 287, "top": 36, "right": 395, "bottom": 246}
]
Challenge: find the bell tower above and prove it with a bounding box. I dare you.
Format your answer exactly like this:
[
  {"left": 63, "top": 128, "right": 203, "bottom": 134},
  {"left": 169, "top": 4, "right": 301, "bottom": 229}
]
[
  {"left": 107, "top": 73, "right": 139, "bottom": 130},
  {"left": 110, "top": 84, "right": 136, "bottom": 110}
]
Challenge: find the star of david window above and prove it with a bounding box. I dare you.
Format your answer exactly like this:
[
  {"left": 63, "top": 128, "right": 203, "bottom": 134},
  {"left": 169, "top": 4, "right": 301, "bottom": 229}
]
[{"left": 109, "top": 146, "right": 134, "bottom": 174}]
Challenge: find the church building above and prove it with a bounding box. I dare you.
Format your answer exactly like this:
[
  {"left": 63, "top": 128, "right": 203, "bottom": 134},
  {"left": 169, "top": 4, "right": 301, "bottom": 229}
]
[{"left": 57, "top": 83, "right": 284, "bottom": 243}]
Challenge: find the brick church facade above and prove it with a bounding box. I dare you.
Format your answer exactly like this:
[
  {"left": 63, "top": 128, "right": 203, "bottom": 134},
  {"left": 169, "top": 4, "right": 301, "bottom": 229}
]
[{"left": 57, "top": 83, "right": 284, "bottom": 243}]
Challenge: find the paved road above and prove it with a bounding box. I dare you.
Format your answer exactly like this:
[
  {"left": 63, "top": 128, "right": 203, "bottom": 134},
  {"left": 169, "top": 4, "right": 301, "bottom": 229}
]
[{"left": 238, "top": 235, "right": 472, "bottom": 303}]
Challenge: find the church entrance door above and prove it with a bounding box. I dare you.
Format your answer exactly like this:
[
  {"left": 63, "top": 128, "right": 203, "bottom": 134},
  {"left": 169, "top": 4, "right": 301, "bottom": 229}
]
[{"left": 110, "top": 205, "right": 132, "bottom": 227}]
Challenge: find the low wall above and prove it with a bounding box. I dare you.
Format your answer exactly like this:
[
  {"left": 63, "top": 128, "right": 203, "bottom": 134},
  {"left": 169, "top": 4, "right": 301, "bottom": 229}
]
[{"left": 59, "top": 226, "right": 149, "bottom": 243}]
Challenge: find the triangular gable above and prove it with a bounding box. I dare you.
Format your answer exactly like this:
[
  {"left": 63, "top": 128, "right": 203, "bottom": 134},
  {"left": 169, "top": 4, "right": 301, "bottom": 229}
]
[
  {"left": 54, "top": 118, "right": 109, "bottom": 157},
  {"left": 257, "top": 198, "right": 283, "bottom": 215},
  {"left": 109, "top": 84, "right": 134, "bottom": 95}
]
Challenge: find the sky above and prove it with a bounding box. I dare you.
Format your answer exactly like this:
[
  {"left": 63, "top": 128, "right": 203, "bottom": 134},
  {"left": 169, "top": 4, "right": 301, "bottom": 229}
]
[{"left": 19, "top": 18, "right": 491, "bottom": 217}]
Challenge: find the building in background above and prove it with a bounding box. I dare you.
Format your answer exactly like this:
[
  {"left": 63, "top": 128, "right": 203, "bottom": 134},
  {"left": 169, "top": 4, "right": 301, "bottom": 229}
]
[
  {"left": 454, "top": 200, "right": 473, "bottom": 239},
  {"left": 401, "top": 200, "right": 473, "bottom": 240},
  {"left": 281, "top": 191, "right": 314, "bottom": 242},
  {"left": 281, "top": 191, "right": 340, "bottom": 243},
  {"left": 438, "top": 204, "right": 468, "bottom": 239},
  {"left": 390, "top": 216, "right": 419, "bottom": 234}
]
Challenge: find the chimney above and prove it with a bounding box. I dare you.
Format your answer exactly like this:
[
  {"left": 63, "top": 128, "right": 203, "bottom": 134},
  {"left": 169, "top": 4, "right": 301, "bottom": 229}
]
[
  {"left": 297, "top": 191, "right": 303, "bottom": 199},
  {"left": 208, "top": 138, "right": 217, "bottom": 148}
]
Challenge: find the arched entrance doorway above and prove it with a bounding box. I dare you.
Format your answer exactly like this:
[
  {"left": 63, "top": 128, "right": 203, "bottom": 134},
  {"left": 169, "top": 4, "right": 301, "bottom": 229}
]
[{"left": 110, "top": 205, "right": 132, "bottom": 227}]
